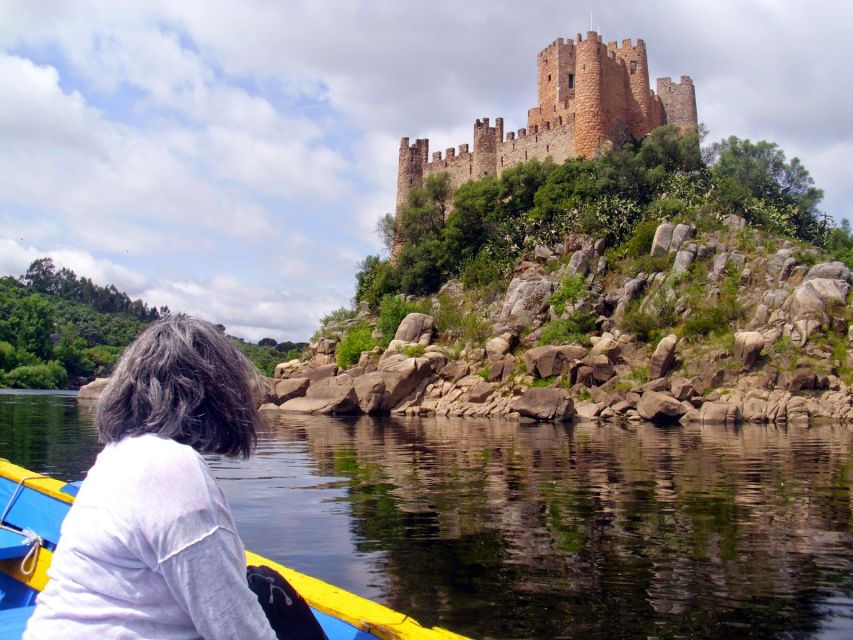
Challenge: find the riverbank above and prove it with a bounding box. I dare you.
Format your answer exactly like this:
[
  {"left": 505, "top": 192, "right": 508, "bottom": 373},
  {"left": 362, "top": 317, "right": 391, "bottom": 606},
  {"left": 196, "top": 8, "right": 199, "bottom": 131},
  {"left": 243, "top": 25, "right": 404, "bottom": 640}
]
[{"left": 237, "top": 217, "right": 853, "bottom": 427}]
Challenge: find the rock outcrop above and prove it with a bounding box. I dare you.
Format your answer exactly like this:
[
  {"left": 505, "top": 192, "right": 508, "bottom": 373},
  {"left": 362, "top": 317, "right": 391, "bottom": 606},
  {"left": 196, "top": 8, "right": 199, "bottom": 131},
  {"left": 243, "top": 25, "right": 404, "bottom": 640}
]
[
  {"left": 514, "top": 388, "right": 574, "bottom": 421},
  {"left": 260, "top": 222, "right": 853, "bottom": 426}
]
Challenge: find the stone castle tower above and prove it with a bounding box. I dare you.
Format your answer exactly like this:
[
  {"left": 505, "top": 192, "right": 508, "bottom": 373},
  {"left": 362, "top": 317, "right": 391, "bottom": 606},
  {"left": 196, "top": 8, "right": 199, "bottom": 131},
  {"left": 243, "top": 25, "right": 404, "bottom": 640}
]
[{"left": 395, "top": 31, "right": 697, "bottom": 245}]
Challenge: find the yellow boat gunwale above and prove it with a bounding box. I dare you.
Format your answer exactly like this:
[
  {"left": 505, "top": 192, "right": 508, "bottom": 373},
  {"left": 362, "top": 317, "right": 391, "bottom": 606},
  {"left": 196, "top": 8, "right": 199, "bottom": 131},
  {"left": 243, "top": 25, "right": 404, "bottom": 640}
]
[{"left": 0, "top": 460, "right": 469, "bottom": 640}]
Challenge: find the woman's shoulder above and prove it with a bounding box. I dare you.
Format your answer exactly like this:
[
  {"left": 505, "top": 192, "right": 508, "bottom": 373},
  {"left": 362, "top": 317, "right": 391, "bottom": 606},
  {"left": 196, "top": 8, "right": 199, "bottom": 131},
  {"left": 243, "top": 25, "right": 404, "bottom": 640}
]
[{"left": 96, "top": 435, "right": 211, "bottom": 493}]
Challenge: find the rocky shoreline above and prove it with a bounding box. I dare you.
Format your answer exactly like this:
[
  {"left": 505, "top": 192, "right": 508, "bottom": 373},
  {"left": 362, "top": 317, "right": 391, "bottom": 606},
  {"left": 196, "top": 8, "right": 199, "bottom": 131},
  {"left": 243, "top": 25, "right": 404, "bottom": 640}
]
[
  {"left": 248, "top": 217, "right": 853, "bottom": 426},
  {"left": 78, "top": 216, "right": 853, "bottom": 426}
]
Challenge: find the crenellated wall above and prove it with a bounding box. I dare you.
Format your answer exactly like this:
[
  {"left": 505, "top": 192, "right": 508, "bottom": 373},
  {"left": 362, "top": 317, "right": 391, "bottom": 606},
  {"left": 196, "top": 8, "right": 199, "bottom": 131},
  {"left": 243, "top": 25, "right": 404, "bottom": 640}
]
[{"left": 393, "top": 31, "right": 697, "bottom": 254}]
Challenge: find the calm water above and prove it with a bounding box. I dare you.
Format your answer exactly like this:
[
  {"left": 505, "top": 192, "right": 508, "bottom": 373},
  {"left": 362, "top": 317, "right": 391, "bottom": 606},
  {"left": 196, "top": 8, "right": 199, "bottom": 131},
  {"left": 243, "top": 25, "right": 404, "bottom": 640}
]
[{"left": 1, "top": 390, "right": 852, "bottom": 639}]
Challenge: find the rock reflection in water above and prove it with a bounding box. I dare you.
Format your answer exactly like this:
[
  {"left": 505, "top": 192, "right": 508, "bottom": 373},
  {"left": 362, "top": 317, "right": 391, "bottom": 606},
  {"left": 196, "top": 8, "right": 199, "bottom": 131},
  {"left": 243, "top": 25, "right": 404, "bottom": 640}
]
[{"left": 259, "top": 412, "right": 853, "bottom": 640}]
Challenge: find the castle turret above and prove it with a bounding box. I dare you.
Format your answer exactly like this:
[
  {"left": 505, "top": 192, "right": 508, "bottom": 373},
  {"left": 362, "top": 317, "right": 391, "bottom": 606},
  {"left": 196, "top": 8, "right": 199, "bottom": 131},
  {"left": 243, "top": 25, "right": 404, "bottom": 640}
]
[
  {"left": 392, "top": 137, "right": 429, "bottom": 259},
  {"left": 617, "top": 39, "right": 654, "bottom": 137},
  {"left": 657, "top": 76, "right": 698, "bottom": 132},
  {"left": 396, "top": 137, "right": 429, "bottom": 218},
  {"left": 574, "top": 32, "right": 605, "bottom": 158},
  {"left": 472, "top": 117, "right": 502, "bottom": 179}
]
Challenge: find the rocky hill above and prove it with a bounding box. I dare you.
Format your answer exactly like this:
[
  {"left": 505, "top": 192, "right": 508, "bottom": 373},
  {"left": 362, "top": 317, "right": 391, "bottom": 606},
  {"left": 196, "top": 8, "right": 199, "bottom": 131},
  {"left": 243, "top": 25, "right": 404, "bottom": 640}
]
[{"left": 261, "top": 214, "right": 853, "bottom": 426}]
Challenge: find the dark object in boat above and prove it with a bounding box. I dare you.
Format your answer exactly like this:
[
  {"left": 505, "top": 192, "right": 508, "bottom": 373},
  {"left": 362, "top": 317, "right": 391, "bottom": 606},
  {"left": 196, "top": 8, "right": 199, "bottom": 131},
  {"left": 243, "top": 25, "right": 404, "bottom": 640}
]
[{"left": 247, "top": 564, "right": 329, "bottom": 640}]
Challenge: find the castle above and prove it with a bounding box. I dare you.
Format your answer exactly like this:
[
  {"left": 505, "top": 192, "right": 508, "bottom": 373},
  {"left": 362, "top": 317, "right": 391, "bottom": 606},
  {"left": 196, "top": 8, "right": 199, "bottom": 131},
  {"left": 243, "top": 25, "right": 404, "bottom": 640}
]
[{"left": 395, "top": 31, "right": 698, "bottom": 235}]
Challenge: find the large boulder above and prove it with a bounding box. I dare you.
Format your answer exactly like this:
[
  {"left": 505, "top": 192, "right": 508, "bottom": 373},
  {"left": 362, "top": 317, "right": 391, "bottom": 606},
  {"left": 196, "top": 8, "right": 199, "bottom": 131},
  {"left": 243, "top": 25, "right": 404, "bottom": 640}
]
[
  {"left": 274, "top": 377, "right": 310, "bottom": 404},
  {"left": 636, "top": 391, "right": 686, "bottom": 423},
  {"left": 734, "top": 332, "right": 765, "bottom": 368},
  {"left": 77, "top": 377, "right": 110, "bottom": 402},
  {"left": 524, "top": 345, "right": 587, "bottom": 378},
  {"left": 578, "top": 355, "right": 614, "bottom": 385},
  {"left": 315, "top": 338, "right": 338, "bottom": 355},
  {"left": 280, "top": 374, "right": 359, "bottom": 414},
  {"left": 353, "top": 373, "right": 387, "bottom": 414},
  {"left": 438, "top": 360, "right": 469, "bottom": 382},
  {"left": 700, "top": 401, "right": 740, "bottom": 424},
  {"left": 669, "top": 223, "right": 695, "bottom": 252},
  {"left": 589, "top": 336, "right": 621, "bottom": 363},
  {"left": 648, "top": 334, "right": 677, "bottom": 380},
  {"left": 514, "top": 388, "right": 575, "bottom": 421},
  {"left": 467, "top": 381, "right": 494, "bottom": 403},
  {"left": 274, "top": 359, "right": 302, "bottom": 379},
  {"left": 783, "top": 276, "right": 850, "bottom": 322},
  {"left": 498, "top": 274, "right": 554, "bottom": 327},
  {"left": 303, "top": 363, "right": 338, "bottom": 382},
  {"left": 566, "top": 249, "right": 592, "bottom": 278},
  {"left": 394, "top": 313, "right": 435, "bottom": 346},
  {"left": 375, "top": 355, "right": 436, "bottom": 409},
  {"left": 485, "top": 333, "right": 515, "bottom": 358},
  {"left": 671, "top": 244, "right": 696, "bottom": 276},
  {"left": 650, "top": 222, "right": 674, "bottom": 256},
  {"left": 805, "top": 261, "right": 852, "bottom": 282}
]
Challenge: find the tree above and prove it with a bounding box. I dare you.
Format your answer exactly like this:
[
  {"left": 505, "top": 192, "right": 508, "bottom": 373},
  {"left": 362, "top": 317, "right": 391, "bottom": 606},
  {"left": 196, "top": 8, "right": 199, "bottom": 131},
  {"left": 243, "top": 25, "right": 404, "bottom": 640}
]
[
  {"left": 11, "top": 294, "right": 56, "bottom": 361},
  {"left": 375, "top": 213, "right": 397, "bottom": 254},
  {"left": 707, "top": 136, "right": 824, "bottom": 240},
  {"left": 22, "top": 258, "right": 59, "bottom": 294},
  {"left": 398, "top": 172, "right": 453, "bottom": 244},
  {"left": 443, "top": 176, "right": 502, "bottom": 268},
  {"left": 55, "top": 325, "right": 94, "bottom": 377}
]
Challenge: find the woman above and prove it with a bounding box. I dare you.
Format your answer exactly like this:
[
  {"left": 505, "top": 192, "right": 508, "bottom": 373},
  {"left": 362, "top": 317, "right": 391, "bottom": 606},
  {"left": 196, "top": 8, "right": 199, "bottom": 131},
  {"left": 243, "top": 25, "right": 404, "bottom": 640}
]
[{"left": 25, "top": 315, "right": 279, "bottom": 639}]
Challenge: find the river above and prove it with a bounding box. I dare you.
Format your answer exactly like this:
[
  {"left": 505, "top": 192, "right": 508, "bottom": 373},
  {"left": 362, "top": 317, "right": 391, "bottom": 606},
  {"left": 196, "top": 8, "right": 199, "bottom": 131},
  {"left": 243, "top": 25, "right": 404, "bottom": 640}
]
[{"left": 1, "top": 390, "right": 852, "bottom": 639}]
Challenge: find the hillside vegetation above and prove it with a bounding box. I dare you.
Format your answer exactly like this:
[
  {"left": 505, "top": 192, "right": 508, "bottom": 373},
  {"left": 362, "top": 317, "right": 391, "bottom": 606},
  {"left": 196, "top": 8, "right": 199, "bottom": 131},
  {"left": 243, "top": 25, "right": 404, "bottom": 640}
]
[
  {"left": 358, "top": 126, "right": 846, "bottom": 310},
  {"left": 0, "top": 259, "right": 305, "bottom": 388}
]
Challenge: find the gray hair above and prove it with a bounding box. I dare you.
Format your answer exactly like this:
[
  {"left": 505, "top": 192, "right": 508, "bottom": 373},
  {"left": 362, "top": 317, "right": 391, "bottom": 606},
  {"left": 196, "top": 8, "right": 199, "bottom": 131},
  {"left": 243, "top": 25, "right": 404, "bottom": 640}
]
[{"left": 96, "top": 315, "right": 261, "bottom": 457}]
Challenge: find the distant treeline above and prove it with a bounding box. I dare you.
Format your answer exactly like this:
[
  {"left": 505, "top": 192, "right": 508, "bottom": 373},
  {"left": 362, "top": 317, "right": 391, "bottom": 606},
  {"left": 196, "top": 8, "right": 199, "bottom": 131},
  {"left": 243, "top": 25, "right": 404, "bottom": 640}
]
[
  {"left": 0, "top": 258, "right": 305, "bottom": 388},
  {"left": 21, "top": 257, "right": 167, "bottom": 322}
]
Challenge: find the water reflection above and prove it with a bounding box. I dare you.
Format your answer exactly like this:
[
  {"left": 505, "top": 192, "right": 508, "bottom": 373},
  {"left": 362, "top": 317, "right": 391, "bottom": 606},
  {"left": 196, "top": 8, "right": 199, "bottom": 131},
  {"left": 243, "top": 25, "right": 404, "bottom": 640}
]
[
  {"left": 259, "top": 413, "right": 853, "bottom": 640},
  {"left": 0, "top": 390, "right": 100, "bottom": 481},
  {"left": 2, "top": 392, "right": 851, "bottom": 639}
]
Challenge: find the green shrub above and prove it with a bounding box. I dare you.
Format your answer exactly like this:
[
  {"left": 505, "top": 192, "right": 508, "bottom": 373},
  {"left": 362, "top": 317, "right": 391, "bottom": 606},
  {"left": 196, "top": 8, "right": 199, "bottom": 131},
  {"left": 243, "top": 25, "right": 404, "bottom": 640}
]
[
  {"left": 646, "top": 197, "right": 686, "bottom": 221},
  {"left": 538, "top": 311, "right": 595, "bottom": 346},
  {"left": 681, "top": 306, "right": 737, "bottom": 339},
  {"left": 3, "top": 361, "right": 67, "bottom": 389},
  {"left": 620, "top": 305, "right": 663, "bottom": 343},
  {"left": 403, "top": 344, "right": 426, "bottom": 358},
  {"left": 627, "top": 252, "right": 675, "bottom": 276},
  {"left": 0, "top": 340, "right": 16, "bottom": 371},
  {"left": 461, "top": 250, "right": 511, "bottom": 291},
  {"left": 531, "top": 376, "right": 557, "bottom": 387},
  {"left": 549, "top": 275, "right": 588, "bottom": 315},
  {"left": 337, "top": 325, "right": 376, "bottom": 368},
  {"left": 680, "top": 274, "right": 743, "bottom": 339},
  {"left": 283, "top": 347, "right": 304, "bottom": 362},
  {"left": 433, "top": 294, "right": 491, "bottom": 347},
  {"left": 322, "top": 307, "right": 356, "bottom": 325},
  {"left": 377, "top": 295, "right": 430, "bottom": 348},
  {"left": 623, "top": 219, "right": 659, "bottom": 258},
  {"left": 735, "top": 227, "right": 756, "bottom": 253}
]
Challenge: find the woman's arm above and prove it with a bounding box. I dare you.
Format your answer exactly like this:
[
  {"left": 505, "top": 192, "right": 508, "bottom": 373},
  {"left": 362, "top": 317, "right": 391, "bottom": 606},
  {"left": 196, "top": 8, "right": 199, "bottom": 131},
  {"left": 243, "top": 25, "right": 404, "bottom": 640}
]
[{"left": 159, "top": 526, "right": 278, "bottom": 640}]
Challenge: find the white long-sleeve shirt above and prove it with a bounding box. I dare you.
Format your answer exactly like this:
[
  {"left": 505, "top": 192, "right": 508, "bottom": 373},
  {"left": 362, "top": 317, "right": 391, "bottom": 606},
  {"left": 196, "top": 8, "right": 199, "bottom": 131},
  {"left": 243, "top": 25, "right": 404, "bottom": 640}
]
[{"left": 24, "top": 433, "right": 277, "bottom": 640}]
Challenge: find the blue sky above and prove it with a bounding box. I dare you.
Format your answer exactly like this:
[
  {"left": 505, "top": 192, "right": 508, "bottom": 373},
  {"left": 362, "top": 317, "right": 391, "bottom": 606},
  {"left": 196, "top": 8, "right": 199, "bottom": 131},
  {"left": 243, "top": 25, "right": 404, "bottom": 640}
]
[{"left": 1, "top": 1, "right": 851, "bottom": 341}]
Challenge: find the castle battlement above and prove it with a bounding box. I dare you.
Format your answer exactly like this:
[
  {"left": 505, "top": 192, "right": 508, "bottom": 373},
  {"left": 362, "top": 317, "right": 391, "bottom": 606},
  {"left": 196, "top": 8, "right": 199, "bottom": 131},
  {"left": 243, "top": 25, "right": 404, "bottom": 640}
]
[{"left": 394, "top": 31, "right": 698, "bottom": 254}]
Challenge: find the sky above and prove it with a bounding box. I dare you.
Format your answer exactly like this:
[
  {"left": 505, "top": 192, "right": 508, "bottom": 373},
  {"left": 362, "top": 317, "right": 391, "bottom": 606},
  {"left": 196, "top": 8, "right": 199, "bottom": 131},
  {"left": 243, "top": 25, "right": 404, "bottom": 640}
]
[{"left": 0, "top": 0, "right": 850, "bottom": 342}]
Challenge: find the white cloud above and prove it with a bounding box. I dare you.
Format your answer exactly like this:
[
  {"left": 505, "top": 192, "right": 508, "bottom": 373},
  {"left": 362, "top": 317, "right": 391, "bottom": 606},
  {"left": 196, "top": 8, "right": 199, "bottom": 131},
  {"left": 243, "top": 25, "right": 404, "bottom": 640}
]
[{"left": 0, "top": 238, "right": 146, "bottom": 290}]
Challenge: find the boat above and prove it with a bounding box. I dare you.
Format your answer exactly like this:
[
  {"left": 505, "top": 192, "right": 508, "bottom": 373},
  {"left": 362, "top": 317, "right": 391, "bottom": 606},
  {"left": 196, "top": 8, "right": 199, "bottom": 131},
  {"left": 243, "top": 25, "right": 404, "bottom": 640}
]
[{"left": 0, "top": 459, "right": 469, "bottom": 640}]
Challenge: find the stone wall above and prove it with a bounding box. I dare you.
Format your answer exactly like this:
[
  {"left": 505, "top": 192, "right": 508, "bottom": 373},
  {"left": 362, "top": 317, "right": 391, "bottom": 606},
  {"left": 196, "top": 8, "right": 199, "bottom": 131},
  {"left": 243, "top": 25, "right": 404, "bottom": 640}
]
[{"left": 497, "top": 121, "right": 577, "bottom": 177}]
